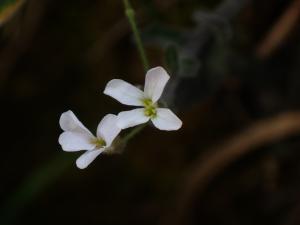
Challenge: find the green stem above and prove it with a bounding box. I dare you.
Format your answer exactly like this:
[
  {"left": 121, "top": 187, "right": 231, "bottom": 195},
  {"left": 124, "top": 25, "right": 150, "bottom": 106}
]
[
  {"left": 120, "top": 0, "right": 150, "bottom": 141},
  {"left": 122, "top": 124, "right": 147, "bottom": 143},
  {"left": 123, "top": 0, "right": 149, "bottom": 71}
]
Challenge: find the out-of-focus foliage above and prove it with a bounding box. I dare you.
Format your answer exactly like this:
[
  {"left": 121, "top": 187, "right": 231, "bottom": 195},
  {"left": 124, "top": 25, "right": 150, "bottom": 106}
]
[
  {"left": 0, "top": 0, "right": 24, "bottom": 26},
  {"left": 0, "top": 0, "right": 17, "bottom": 11},
  {"left": 142, "top": 0, "right": 248, "bottom": 107},
  {"left": 2, "top": 0, "right": 300, "bottom": 225}
]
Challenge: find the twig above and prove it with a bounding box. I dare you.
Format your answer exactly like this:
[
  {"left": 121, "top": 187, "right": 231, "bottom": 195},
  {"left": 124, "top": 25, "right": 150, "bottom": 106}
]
[
  {"left": 256, "top": 0, "right": 300, "bottom": 59},
  {"left": 0, "top": 0, "right": 26, "bottom": 27},
  {"left": 0, "top": 0, "right": 48, "bottom": 89},
  {"left": 162, "top": 111, "right": 300, "bottom": 225},
  {"left": 85, "top": 0, "right": 179, "bottom": 67},
  {"left": 85, "top": 16, "right": 136, "bottom": 65}
]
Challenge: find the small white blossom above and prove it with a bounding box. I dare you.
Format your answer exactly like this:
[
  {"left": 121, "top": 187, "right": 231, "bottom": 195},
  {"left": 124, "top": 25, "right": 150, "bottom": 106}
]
[
  {"left": 58, "top": 111, "right": 121, "bottom": 169},
  {"left": 103, "top": 66, "right": 182, "bottom": 131}
]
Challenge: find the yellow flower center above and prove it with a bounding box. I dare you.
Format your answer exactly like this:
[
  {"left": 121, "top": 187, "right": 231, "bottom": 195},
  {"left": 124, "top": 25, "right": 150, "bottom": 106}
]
[
  {"left": 91, "top": 138, "right": 106, "bottom": 148},
  {"left": 142, "top": 98, "right": 157, "bottom": 118}
]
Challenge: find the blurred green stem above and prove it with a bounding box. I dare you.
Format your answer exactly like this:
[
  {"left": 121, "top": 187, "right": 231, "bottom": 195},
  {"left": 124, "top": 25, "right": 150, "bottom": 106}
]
[
  {"left": 123, "top": 124, "right": 147, "bottom": 143},
  {"left": 123, "top": 0, "right": 149, "bottom": 71}
]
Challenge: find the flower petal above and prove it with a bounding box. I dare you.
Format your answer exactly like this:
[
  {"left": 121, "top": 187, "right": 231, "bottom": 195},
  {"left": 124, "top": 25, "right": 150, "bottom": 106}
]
[
  {"left": 144, "top": 67, "right": 170, "bottom": 103},
  {"left": 104, "top": 79, "right": 145, "bottom": 106},
  {"left": 59, "top": 131, "right": 95, "bottom": 152},
  {"left": 117, "top": 108, "right": 149, "bottom": 129},
  {"left": 59, "top": 110, "right": 92, "bottom": 135},
  {"left": 76, "top": 149, "right": 105, "bottom": 169},
  {"left": 151, "top": 108, "right": 182, "bottom": 131},
  {"left": 97, "top": 114, "right": 121, "bottom": 147}
]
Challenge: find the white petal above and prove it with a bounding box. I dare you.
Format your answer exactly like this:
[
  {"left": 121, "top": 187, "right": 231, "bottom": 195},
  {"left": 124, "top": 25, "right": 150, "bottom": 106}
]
[
  {"left": 151, "top": 108, "right": 182, "bottom": 131},
  {"left": 59, "top": 110, "right": 92, "bottom": 135},
  {"left": 104, "top": 79, "right": 145, "bottom": 106},
  {"left": 76, "top": 149, "right": 105, "bottom": 169},
  {"left": 97, "top": 114, "right": 121, "bottom": 147},
  {"left": 117, "top": 108, "right": 149, "bottom": 129},
  {"left": 58, "top": 131, "right": 95, "bottom": 152},
  {"left": 144, "top": 67, "right": 170, "bottom": 103}
]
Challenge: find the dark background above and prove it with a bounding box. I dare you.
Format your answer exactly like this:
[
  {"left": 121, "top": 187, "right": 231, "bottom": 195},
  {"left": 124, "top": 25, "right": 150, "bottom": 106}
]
[{"left": 1, "top": 0, "right": 300, "bottom": 225}]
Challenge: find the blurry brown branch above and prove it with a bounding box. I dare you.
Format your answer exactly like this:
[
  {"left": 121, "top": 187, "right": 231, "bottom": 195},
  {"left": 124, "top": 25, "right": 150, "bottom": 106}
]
[
  {"left": 0, "top": 0, "right": 48, "bottom": 89},
  {"left": 85, "top": 0, "right": 178, "bottom": 65},
  {"left": 163, "top": 111, "right": 300, "bottom": 225},
  {"left": 0, "top": 0, "right": 26, "bottom": 27},
  {"left": 85, "top": 16, "right": 136, "bottom": 64},
  {"left": 256, "top": 0, "right": 300, "bottom": 59}
]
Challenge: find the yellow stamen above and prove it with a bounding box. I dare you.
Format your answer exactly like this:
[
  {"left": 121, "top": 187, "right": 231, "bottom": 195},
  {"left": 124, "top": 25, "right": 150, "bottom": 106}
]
[
  {"left": 91, "top": 138, "right": 106, "bottom": 148},
  {"left": 142, "top": 98, "right": 157, "bottom": 118}
]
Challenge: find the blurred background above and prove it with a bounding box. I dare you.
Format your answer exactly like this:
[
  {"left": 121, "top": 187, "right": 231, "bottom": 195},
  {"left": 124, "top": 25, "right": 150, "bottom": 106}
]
[{"left": 2, "top": 0, "right": 300, "bottom": 225}]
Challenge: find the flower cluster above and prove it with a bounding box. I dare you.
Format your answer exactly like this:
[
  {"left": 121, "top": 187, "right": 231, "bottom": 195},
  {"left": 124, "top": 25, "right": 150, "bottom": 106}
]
[{"left": 59, "top": 66, "right": 182, "bottom": 169}]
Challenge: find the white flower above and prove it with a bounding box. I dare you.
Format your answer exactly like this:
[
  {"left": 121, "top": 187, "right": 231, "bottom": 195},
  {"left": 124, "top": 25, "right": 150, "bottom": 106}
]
[
  {"left": 103, "top": 66, "right": 182, "bottom": 131},
  {"left": 58, "top": 111, "right": 121, "bottom": 169}
]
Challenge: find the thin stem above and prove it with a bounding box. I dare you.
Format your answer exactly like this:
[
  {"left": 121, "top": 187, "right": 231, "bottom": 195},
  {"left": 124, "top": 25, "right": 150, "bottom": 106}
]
[
  {"left": 122, "top": 0, "right": 149, "bottom": 71},
  {"left": 120, "top": 0, "right": 149, "bottom": 142},
  {"left": 122, "top": 124, "right": 147, "bottom": 143}
]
